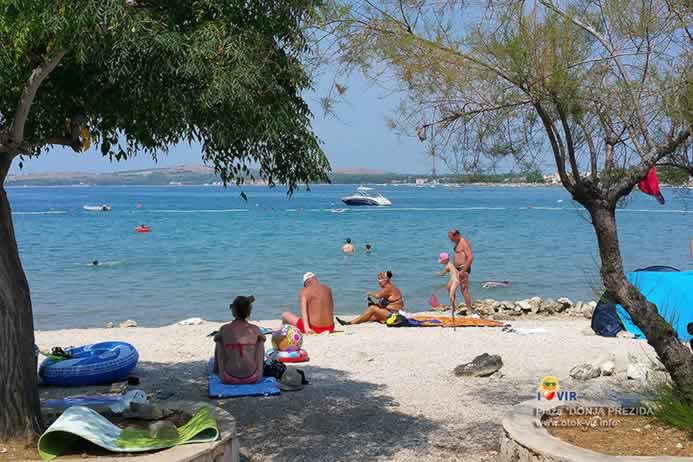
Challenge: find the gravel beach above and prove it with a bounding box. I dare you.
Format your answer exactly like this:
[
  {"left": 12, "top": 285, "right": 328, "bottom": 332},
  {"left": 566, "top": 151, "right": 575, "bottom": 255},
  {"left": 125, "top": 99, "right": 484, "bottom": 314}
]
[{"left": 35, "top": 318, "right": 660, "bottom": 461}]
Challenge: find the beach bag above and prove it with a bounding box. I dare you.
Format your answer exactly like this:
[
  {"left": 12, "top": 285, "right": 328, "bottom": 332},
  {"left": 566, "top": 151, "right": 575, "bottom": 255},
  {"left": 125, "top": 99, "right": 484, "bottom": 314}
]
[{"left": 429, "top": 294, "right": 441, "bottom": 308}]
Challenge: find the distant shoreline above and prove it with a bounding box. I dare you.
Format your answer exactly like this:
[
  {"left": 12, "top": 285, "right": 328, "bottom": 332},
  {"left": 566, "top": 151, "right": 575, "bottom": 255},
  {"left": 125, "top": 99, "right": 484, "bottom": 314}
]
[
  {"left": 7, "top": 182, "right": 691, "bottom": 190},
  {"left": 6, "top": 182, "right": 562, "bottom": 188}
]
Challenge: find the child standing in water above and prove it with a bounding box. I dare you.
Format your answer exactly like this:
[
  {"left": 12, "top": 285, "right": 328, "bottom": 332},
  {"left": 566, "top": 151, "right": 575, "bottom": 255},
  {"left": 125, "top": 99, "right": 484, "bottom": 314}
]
[{"left": 213, "top": 295, "right": 265, "bottom": 384}]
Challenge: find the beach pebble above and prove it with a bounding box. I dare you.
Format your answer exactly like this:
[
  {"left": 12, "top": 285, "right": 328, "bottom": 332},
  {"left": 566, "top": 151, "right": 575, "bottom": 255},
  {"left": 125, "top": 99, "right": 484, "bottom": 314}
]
[
  {"left": 120, "top": 319, "right": 138, "bottom": 328},
  {"left": 178, "top": 317, "right": 204, "bottom": 326},
  {"left": 570, "top": 363, "right": 600, "bottom": 380},
  {"left": 599, "top": 361, "right": 615, "bottom": 376}
]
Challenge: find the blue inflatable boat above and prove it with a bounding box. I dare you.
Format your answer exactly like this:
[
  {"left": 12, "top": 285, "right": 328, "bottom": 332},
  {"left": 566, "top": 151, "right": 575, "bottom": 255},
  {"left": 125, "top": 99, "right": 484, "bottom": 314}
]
[{"left": 39, "top": 341, "right": 139, "bottom": 386}]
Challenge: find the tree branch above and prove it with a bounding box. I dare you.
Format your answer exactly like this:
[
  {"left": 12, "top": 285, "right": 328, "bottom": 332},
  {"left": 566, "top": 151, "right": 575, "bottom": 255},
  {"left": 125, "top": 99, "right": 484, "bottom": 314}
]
[
  {"left": 534, "top": 102, "right": 574, "bottom": 192},
  {"left": 538, "top": 0, "right": 652, "bottom": 152},
  {"left": 578, "top": 118, "right": 599, "bottom": 180},
  {"left": 6, "top": 50, "right": 66, "bottom": 149},
  {"left": 419, "top": 100, "right": 532, "bottom": 131},
  {"left": 554, "top": 98, "right": 581, "bottom": 184}
]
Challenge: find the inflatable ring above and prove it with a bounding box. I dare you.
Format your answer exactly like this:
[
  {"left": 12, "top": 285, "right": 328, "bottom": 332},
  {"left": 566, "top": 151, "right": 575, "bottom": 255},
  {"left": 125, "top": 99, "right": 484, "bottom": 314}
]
[
  {"left": 39, "top": 341, "right": 139, "bottom": 386},
  {"left": 135, "top": 226, "right": 151, "bottom": 233},
  {"left": 276, "top": 349, "right": 309, "bottom": 363}
]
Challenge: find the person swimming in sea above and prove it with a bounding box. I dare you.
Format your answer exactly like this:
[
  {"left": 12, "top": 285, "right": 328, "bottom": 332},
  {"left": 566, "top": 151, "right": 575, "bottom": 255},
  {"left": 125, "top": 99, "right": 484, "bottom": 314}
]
[
  {"left": 337, "top": 271, "right": 404, "bottom": 325},
  {"left": 342, "top": 238, "right": 355, "bottom": 255},
  {"left": 364, "top": 244, "right": 372, "bottom": 254},
  {"left": 92, "top": 260, "right": 99, "bottom": 266}
]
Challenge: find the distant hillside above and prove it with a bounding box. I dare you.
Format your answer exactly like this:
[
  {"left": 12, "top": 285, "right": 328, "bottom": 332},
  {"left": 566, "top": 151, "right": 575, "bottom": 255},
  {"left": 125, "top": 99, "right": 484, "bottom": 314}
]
[
  {"left": 6, "top": 165, "right": 404, "bottom": 186},
  {"left": 6, "top": 164, "right": 558, "bottom": 186}
]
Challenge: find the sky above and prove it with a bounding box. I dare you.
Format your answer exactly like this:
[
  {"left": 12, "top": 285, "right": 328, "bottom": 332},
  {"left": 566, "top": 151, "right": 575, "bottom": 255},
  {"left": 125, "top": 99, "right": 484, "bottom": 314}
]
[{"left": 10, "top": 70, "right": 432, "bottom": 175}]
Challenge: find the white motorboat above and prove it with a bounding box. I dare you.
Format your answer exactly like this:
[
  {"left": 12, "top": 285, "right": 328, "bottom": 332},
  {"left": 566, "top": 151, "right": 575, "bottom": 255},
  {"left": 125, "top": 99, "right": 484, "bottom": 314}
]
[
  {"left": 341, "top": 187, "right": 392, "bottom": 206},
  {"left": 83, "top": 205, "right": 112, "bottom": 212}
]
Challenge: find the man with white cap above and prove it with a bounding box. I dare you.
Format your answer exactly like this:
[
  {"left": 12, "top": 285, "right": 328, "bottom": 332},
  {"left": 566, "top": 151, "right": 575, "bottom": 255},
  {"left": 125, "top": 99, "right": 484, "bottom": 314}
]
[{"left": 281, "top": 272, "right": 335, "bottom": 334}]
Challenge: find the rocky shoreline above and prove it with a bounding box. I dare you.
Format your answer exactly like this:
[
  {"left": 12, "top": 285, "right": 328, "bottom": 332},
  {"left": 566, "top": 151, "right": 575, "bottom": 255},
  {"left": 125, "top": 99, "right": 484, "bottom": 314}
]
[{"left": 469, "top": 296, "right": 598, "bottom": 319}]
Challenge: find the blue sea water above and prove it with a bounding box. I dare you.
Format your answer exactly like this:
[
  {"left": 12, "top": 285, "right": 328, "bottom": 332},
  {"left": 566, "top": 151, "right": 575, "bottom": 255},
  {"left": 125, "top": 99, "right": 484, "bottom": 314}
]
[{"left": 8, "top": 184, "right": 693, "bottom": 330}]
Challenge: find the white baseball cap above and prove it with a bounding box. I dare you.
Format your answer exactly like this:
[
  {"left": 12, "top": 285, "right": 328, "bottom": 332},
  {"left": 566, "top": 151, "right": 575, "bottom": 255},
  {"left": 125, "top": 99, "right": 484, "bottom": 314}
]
[{"left": 303, "top": 272, "right": 316, "bottom": 284}]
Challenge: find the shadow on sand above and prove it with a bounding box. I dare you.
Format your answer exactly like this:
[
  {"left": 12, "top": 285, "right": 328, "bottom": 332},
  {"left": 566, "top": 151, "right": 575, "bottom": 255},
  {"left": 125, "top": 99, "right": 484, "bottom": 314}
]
[{"left": 85, "top": 360, "right": 443, "bottom": 461}]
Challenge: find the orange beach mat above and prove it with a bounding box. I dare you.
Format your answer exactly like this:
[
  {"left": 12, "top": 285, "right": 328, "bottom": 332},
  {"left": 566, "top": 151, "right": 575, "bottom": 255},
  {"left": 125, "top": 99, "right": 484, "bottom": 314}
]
[{"left": 410, "top": 315, "right": 506, "bottom": 328}]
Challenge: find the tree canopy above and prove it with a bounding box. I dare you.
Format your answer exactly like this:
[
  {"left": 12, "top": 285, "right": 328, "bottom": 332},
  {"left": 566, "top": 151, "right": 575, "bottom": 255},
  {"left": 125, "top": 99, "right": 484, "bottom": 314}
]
[
  {"left": 0, "top": 0, "right": 330, "bottom": 190},
  {"left": 319, "top": 0, "right": 691, "bottom": 196}
]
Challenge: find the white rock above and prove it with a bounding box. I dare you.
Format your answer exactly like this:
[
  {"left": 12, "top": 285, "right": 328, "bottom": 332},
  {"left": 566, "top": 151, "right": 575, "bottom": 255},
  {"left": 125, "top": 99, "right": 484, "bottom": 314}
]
[
  {"left": 676, "top": 443, "right": 683, "bottom": 449},
  {"left": 540, "top": 298, "right": 560, "bottom": 314},
  {"left": 516, "top": 300, "right": 532, "bottom": 311},
  {"left": 529, "top": 296, "right": 542, "bottom": 304},
  {"left": 178, "top": 317, "right": 204, "bottom": 326},
  {"left": 599, "top": 361, "right": 615, "bottom": 376},
  {"left": 626, "top": 363, "right": 649, "bottom": 381},
  {"left": 557, "top": 297, "right": 573, "bottom": 307},
  {"left": 570, "top": 363, "right": 601, "bottom": 380},
  {"left": 105, "top": 322, "right": 114, "bottom": 328},
  {"left": 119, "top": 319, "right": 138, "bottom": 328},
  {"left": 583, "top": 305, "right": 595, "bottom": 319}
]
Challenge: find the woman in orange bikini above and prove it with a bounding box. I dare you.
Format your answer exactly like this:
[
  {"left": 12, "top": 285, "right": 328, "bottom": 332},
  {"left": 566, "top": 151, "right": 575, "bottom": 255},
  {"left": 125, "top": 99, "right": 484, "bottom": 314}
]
[{"left": 213, "top": 295, "right": 265, "bottom": 384}]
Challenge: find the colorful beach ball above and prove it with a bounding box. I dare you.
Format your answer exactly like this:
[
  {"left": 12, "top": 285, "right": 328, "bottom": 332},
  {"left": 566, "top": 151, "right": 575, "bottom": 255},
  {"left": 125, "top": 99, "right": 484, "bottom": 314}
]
[{"left": 272, "top": 325, "right": 303, "bottom": 352}]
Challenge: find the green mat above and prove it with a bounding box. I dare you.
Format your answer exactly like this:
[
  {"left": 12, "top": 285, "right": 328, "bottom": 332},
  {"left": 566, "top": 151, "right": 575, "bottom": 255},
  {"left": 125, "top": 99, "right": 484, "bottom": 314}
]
[{"left": 38, "top": 405, "right": 218, "bottom": 460}]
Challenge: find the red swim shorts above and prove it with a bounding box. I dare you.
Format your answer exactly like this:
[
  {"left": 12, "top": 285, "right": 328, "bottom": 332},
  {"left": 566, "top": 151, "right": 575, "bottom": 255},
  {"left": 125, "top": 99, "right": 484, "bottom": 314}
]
[{"left": 296, "top": 319, "right": 335, "bottom": 334}]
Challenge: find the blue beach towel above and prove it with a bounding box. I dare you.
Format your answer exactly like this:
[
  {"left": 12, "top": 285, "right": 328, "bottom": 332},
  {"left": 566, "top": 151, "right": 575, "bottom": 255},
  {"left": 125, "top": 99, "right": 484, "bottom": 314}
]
[{"left": 208, "top": 373, "right": 280, "bottom": 398}]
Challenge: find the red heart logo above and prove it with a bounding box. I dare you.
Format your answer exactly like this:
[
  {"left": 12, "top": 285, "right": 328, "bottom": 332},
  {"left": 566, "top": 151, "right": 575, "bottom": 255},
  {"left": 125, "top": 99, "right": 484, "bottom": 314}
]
[{"left": 544, "top": 391, "right": 556, "bottom": 400}]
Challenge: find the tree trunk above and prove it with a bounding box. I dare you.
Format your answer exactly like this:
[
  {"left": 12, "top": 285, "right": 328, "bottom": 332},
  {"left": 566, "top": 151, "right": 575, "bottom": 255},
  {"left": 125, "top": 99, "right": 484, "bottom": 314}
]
[
  {"left": 0, "top": 155, "right": 43, "bottom": 438},
  {"left": 589, "top": 203, "right": 693, "bottom": 400}
]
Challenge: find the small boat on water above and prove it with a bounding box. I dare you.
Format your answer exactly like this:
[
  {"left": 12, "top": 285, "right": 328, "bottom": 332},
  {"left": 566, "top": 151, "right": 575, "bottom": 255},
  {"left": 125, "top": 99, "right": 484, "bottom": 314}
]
[
  {"left": 341, "top": 187, "right": 392, "bottom": 206},
  {"left": 83, "top": 205, "right": 112, "bottom": 212}
]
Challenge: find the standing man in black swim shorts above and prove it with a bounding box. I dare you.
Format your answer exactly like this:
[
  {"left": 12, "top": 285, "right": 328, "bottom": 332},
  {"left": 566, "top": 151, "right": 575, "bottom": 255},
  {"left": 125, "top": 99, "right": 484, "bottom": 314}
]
[{"left": 448, "top": 228, "right": 478, "bottom": 316}]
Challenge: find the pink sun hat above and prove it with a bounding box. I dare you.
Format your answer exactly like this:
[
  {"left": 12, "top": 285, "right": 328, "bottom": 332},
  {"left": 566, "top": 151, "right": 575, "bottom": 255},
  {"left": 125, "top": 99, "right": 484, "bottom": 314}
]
[{"left": 438, "top": 252, "right": 449, "bottom": 263}]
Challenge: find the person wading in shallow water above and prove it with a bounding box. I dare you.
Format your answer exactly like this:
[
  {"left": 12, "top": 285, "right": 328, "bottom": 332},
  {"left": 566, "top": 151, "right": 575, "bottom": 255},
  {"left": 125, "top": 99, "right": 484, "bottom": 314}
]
[
  {"left": 448, "top": 228, "right": 479, "bottom": 317},
  {"left": 342, "top": 238, "right": 355, "bottom": 255}
]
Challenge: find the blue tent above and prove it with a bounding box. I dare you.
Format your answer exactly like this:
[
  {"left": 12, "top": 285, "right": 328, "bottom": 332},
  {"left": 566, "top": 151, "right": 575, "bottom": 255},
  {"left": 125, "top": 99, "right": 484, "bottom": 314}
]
[{"left": 615, "top": 271, "right": 693, "bottom": 343}]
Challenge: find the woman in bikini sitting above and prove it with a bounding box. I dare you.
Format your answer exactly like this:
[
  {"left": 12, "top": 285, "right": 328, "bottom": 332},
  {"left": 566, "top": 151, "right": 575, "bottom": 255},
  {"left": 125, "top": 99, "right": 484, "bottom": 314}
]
[
  {"left": 337, "top": 271, "right": 404, "bottom": 325},
  {"left": 213, "top": 295, "right": 265, "bottom": 384}
]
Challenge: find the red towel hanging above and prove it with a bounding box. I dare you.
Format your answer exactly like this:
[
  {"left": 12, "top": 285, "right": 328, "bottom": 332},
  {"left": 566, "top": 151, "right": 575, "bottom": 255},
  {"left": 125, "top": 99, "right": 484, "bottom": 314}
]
[{"left": 638, "top": 167, "right": 665, "bottom": 204}]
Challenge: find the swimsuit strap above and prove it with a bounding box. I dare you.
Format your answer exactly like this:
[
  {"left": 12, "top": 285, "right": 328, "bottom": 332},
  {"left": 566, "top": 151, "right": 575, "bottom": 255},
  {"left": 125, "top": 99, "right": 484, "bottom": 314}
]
[{"left": 224, "top": 342, "right": 256, "bottom": 358}]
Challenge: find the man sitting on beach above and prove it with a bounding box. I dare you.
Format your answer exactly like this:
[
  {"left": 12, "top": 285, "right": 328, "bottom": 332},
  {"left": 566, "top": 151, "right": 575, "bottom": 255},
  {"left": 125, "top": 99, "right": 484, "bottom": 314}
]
[
  {"left": 281, "top": 272, "right": 335, "bottom": 334},
  {"left": 448, "top": 228, "right": 479, "bottom": 317}
]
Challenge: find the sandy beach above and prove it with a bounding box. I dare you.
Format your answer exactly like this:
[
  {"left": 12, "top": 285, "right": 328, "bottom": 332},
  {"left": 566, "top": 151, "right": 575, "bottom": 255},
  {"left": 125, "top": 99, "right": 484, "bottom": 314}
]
[{"left": 33, "top": 317, "right": 662, "bottom": 462}]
